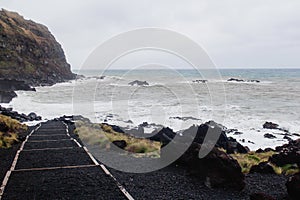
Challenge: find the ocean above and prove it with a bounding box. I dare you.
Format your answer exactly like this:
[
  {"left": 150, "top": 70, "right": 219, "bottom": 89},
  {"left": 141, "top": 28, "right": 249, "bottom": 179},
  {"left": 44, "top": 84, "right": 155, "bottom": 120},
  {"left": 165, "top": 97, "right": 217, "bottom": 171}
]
[{"left": 2, "top": 68, "right": 300, "bottom": 150}]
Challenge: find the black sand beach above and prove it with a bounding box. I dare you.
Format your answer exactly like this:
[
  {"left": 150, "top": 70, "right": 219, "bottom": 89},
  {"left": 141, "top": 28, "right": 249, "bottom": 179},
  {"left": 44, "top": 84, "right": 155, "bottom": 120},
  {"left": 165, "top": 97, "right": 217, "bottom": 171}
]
[{"left": 0, "top": 118, "right": 295, "bottom": 199}]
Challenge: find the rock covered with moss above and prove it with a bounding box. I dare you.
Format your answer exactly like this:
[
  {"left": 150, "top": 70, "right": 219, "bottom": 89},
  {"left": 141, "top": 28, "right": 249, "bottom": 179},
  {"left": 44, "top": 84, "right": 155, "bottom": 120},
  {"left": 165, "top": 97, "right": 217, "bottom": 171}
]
[{"left": 0, "top": 9, "right": 76, "bottom": 86}]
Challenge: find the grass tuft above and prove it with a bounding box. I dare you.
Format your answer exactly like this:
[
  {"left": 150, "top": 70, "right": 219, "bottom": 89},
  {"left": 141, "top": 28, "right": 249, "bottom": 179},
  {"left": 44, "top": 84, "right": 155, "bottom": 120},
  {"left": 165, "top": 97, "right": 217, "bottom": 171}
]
[
  {"left": 231, "top": 151, "right": 299, "bottom": 175},
  {"left": 231, "top": 151, "right": 276, "bottom": 173},
  {"left": 0, "top": 114, "right": 27, "bottom": 148}
]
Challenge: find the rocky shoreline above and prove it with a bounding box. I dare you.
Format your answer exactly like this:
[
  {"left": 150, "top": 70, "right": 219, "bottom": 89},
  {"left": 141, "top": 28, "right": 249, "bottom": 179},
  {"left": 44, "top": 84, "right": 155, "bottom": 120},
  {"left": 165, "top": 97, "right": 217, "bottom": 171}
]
[
  {"left": 74, "top": 115, "right": 300, "bottom": 199},
  {"left": 76, "top": 117, "right": 300, "bottom": 199},
  {"left": 0, "top": 107, "right": 299, "bottom": 199},
  {"left": 0, "top": 105, "right": 42, "bottom": 122}
]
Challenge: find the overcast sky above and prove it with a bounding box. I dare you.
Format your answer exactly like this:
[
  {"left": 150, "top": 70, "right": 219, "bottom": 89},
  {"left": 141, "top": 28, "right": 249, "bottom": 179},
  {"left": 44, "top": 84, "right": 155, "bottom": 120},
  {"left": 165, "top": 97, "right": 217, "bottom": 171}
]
[{"left": 2, "top": 0, "right": 300, "bottom": 69}]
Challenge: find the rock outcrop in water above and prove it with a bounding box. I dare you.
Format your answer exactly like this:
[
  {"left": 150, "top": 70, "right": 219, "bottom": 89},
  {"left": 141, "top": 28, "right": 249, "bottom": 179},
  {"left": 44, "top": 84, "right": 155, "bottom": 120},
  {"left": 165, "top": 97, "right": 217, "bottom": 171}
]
[
  {"left": 192, "top": 79, "right": 207, "bottom": 83},
  {"left": 227, "top": 78, "right": 260, "bottom": 83},
  {"left": 0, "top": 9, "right": 76, "bottom": 102},
  {"left": 263, "top": 121, "right": 289, "bottom": 133},
  {"left": 128, "top": 80, "right": 149, "bottom": 86}
]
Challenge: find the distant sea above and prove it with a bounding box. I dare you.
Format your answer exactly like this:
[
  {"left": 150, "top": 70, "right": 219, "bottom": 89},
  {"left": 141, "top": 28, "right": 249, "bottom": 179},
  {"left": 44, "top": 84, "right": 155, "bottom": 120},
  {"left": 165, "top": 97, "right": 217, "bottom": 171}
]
[{"left": 3, "top": 68, "right": 300, "bottom": 150}]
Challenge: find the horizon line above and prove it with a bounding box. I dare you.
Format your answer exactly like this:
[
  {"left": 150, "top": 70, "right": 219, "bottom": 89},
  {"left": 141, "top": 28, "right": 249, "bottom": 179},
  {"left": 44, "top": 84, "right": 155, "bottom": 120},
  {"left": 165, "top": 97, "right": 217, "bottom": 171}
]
[{"left": 72, "top": 67, "right": 300, "bottom": 71}]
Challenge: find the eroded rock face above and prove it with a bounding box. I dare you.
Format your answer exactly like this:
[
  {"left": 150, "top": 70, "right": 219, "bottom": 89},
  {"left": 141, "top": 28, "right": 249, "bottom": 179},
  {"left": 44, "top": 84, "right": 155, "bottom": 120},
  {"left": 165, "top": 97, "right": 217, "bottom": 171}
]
[{"left": 0, "top": 9, "right": 76, "bottom": 86}]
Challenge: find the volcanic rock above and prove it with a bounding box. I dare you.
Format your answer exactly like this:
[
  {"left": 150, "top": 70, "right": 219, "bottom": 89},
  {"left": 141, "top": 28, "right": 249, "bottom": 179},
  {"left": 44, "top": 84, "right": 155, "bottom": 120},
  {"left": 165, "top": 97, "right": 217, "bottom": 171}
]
[
  {"left": 128, "top": 80, "right": 149, "bottom": 86},
  {"left": 249, "top": 162, "right": 275, "bottom": 174},
  {"left": 176, "top": 142, "right": 245, "bottom": 190},
  {"left": 270, "top": 139, "right": 300, "bottom": 166},
  {"left": 264, "top": 133, "right": 277, "bottom": 139}
]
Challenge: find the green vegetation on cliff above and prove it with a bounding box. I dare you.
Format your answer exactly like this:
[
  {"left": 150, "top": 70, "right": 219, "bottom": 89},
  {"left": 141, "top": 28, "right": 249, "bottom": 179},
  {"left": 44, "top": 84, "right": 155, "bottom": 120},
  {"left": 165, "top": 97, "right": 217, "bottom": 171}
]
[{"left": 0, "top": 9, "right": 75, "bottom": 86}]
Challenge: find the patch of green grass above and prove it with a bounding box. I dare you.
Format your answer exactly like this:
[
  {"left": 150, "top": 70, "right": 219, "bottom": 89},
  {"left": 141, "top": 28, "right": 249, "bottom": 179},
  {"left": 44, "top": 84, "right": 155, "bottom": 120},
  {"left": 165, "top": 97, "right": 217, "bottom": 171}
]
[
  {"left": 75, "top": 120, "right": 161, "bottom": 157},
  {"left": 231, "top": 151, "right": 299, "bottom": 175},
  {"left": 281, "top": 164, "right": 300, "bottom": 175},
  {"left": 0, "top": 132, "right": 18, "bottom": 148},
  {"left": 247, "top": 155, "right": 261, "bottom": 162},
  {"left": 231, "top": 151, "right": 276, "bottom": 174},
  {"left": 285, "top": 168, "right": 300, "bottom": 175},
  {"left": 0, "top": 114, "right": 27, "bottom": 132}
]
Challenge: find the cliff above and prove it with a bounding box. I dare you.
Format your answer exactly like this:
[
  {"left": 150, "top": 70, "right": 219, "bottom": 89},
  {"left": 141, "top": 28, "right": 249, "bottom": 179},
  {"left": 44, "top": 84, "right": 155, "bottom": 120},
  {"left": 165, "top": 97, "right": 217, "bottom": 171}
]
[{"left": 0, "top": 9, "right": 76, "bottom": 86}]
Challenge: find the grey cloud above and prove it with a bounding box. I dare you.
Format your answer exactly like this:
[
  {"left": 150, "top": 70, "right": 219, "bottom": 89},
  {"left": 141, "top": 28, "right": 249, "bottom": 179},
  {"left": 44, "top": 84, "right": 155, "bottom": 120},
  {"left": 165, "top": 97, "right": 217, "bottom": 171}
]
[{"left": 2, "top": 0, "right": 300, "bottom": 69}]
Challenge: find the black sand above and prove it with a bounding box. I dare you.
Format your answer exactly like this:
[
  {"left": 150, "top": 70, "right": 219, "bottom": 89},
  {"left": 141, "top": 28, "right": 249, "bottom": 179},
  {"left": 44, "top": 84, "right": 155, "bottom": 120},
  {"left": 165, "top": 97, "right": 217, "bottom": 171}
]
[{"left": 0, "top": 120, "right": 291, "bottom": 199}]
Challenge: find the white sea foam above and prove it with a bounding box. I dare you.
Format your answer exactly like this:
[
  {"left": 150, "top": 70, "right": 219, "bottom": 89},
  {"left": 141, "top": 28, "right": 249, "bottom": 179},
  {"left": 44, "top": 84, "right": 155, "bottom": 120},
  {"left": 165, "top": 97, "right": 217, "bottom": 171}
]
[{"left": 1, "top": 69, "right": 300, "bottom": 150}]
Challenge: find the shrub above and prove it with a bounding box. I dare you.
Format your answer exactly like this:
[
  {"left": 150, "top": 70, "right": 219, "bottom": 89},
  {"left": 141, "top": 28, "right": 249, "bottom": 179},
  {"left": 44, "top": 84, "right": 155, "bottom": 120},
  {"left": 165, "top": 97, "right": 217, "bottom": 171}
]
[
  {"left": 0, "top": 114, "right": 27, "bottom": 132},
  {"left": 0, "top": 115, "right": 27, "bottom": 148},
  {"left": 100, "top": 124, "right": 114, "bottom": 133},
  {"left": 126, "top": 140, "right": 159, "bottom": 154}
]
